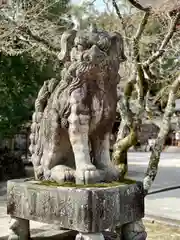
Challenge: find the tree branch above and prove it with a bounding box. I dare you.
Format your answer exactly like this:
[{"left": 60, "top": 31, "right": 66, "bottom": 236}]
[
  {"left": 103, "top": 0, "right": 112, "bottom": 13},
  {"left": 112, "top": 0, "right": 129, "bottom": 49},
  {"left": 0, "top": 28, "right": 59, "bottom": 58},
  {"left": 112, "top": 97, "right": 137, "bottom": 176},
  {"left": 143, "top": 65, "right": 157, "bottom": 81},
  {"left": 143, "top": 74, "right": 180, "bottom": 195},
  {"left": 19, "top": 25, "right": 61, "bottom": 52},
  {"left": 112, "top": 0, "right": 125, "bottom": 26},
  {"left": 132, "top": 11, "right": 150, "bottom": 102},
  {"left": 134, "top": 10, "right": 150, "bottom": 42},
  {"left": 18, "top": 32, "right": 59, "bottom": 57},
  {"left": 144, "top": 12, "right": 180, "bottom": 66},
  {"left": 127, "top": 0, "right": 150, "bottom": 12},
  {"left": 112, "top": 10, "right": 150, "bottom": 176},
  {"left": 1, "top": 11, "right": 62, "bottom": 55}
]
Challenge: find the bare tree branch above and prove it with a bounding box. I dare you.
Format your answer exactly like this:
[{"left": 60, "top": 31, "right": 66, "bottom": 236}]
[
  {"left": 0, "top": 12, "right": 62, "bottom": 57},
  {"left": 144, "top": 12, "right": 180, "bottom": 66},
  {"left": 88, "top": 0, "right": 97, "bottom": 5},
  {"left": 143, "top": 65, "right": 157, "bottom": 81},
  {"left": 132, "top": 11, "right": 149, "bottom": 69},
  {"left": 111, "top": 0, "right": 180, "bottom": 185},
  {"left": 112, "top": 0, "right": 125, "bottom": 26},
  {"left": 143, "top": 74, "right": 180, "bottom": 195},
  {"left": 103, "top": 0, "right": 112, "bottom": 13},
  {"left": 19, "top": 25, "right": 61, "bottom": 51},
  {"left": 132, "top": 10, "right": 150, "bottom": 102},
  {"left": 127, "top": 0, "right": 150, "bottom": 12},
  {"left": 111, "top": 0, "right": 130, "bottom": 51},
  {"left": 134, "top": 10, "right": 150, "bottom": 42},
  {"left": 112, "top": 9, "right": 151, "bottom": 176},
  {"left": 1, "top": 30, "right": 59, "bottom": 58}
]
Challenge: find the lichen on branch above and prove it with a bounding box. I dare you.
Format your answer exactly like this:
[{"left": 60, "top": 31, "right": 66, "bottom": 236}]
[
  {"left": 127, "top": 0, "right": 150, "bottom": 12},
  {"left": 144, "top": 74, "right": 180, "bottom": 194},
  {"left": 112, "top": 7, "right": 150, "bottom": 176}
]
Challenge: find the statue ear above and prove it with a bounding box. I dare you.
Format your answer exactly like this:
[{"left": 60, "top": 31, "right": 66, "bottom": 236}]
[
  {"left": 111, "top": 32, "right": 127, "bottom": 62},
  {"left": 58, "top": 29, "right": 77, "bottom": 62}
]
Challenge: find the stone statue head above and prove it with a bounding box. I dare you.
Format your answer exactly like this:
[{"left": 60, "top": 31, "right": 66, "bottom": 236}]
[{"left": 58, "top": 26, "right": 126, "bottom": 80}]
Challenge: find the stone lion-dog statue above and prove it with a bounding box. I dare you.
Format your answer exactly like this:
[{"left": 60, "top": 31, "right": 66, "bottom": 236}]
[{"left": 29, "top": 25, "right": 126, "bottom": 184}]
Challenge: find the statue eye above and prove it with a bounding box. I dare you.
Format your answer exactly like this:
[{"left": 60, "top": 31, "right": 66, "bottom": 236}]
[{"left": 97, "top": 43, "right": 110, "bottom": 52}]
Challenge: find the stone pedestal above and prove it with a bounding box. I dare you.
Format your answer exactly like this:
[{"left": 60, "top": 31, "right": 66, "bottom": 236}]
[{"left": 7, "top": 179, "right": 146, "bottom": 240}]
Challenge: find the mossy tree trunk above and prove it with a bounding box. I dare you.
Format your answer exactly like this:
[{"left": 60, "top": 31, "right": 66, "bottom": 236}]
[
  {"left": 143, "top": 75, "right": 180, "bottom": 194},
  {"left": 112, "top": 94, "right": 137, "bottom": 176},
  {"left": 112, "top": 8, "right": 150, "bottom": 177}
]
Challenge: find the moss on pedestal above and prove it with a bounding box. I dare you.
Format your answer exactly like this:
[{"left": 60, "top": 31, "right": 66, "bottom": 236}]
[{"left": 34, "top": 178, "right": 136, "bottom": 188}]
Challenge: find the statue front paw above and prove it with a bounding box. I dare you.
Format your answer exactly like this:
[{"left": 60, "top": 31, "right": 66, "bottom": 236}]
[
  {"left": 75, "top": 167, "right": 104, "bottom": 184},
  {"left": 51, "top": 165, "right": 75, "bottom": 183}
]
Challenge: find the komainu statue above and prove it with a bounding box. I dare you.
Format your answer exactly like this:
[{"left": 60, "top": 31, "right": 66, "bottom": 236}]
[{"left": 29, "top": 25, "right": 126, "bottom": 184}]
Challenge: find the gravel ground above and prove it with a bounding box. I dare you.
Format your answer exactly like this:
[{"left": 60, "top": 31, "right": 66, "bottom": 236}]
[{"left": 144, "top": 220, "right": 180, "bottom": 239}]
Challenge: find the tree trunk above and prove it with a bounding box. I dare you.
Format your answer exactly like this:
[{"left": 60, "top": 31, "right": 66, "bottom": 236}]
[{"left": 143, "top": 75, "right": 180, "bottom": 194}]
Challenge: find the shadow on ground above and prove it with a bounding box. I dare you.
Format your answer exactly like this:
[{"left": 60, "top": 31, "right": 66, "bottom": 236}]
[
  {"left": 0, "top": 229, "right": 77, "bottom": 240},
  {"left": 0, "top": 231, "right": 117, "bottom": 240}
]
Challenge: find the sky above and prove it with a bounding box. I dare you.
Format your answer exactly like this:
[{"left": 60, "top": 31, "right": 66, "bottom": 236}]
[{"left": 71, "top": 0, "right": 106, "bottom": 12}]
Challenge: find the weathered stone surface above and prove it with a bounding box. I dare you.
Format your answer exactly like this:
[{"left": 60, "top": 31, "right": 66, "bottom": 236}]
[
  {"left": 7, "top": 179, "right": 144, "bottom": 233},
  {"left": 29, "top": 25, "right": 127, "bottom": 184}
]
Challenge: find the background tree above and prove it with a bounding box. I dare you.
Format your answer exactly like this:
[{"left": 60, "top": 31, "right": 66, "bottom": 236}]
[
  {"left": 0, "top": 0, "right": 70, "bottom": 138},
  {"left": 100, "top": 0, "right": 180, "bottom": 194}
]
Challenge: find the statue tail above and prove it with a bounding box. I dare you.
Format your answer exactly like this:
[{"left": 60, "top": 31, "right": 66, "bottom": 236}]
[{"left": 29, "top": 78, "right": 59, "bottom": 169}]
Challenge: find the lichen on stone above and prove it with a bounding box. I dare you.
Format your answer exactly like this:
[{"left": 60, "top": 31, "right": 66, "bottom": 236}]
[{"left": 34, "top": 178, "right": 136, "bottom": 188}]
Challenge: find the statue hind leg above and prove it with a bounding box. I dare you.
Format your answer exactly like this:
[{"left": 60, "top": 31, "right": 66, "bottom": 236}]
[{"left": 40, "top": 109, "right": 75, "bottom": 181}]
